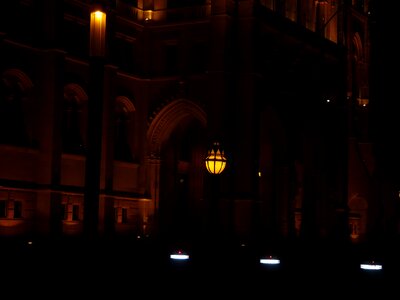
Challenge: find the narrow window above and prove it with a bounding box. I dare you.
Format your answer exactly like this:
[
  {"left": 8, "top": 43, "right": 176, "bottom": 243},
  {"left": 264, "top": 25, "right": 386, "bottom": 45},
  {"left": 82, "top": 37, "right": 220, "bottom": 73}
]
[
  {"left": 0, "top": 200, "right": 7, "bottom": 218},
  {"left": 72, "top": 205, "right": 80, "bottom": 221},
  {"left": 13, "top": 201, "right": 22, "bottom": 218},
  {"left": 0, "top": 78, "right": 29, "bottom": 146},
  {"left": 114, "top": 107, "right": 133, "bottom": 162},
  {"left": 62, "top": 89, "right": 85, "bottom": 154},
  {"left": 61, "top": 204, "right": 67, "bottom": 220},
  {"left": 121, "top": 208, "right": 128, "bottom": 224},
  {"left": 114, "top": 207, "right": 118, "bottom": 223}
]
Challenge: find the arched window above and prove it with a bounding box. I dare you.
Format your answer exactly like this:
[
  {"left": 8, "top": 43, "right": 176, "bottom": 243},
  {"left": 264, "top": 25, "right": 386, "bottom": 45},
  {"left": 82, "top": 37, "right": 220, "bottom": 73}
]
[
  {"left": 114, "top": 96, "right": 135, "bottom": 162},
  {"left": 62, "top": 84, "right": 87, "bottom": 155},
  {"left": 0, "top": 69, "right": 33, "bottom": 147}
]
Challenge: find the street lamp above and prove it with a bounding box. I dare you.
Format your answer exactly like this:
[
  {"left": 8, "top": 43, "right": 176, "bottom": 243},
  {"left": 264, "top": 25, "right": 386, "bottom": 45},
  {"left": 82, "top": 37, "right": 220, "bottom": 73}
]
[
  {"left": 204, "top": 141, "right": 227, "bottom": 245},
  {"left": 205, "top": 142, "right": 227, "bottom": 174}
]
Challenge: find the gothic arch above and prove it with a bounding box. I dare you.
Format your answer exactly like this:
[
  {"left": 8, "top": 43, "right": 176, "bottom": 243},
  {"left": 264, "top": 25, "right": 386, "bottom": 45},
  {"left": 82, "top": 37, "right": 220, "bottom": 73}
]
[
  {"left": 145, "top": 98, "right": 207, "bottom": 237},
  {"left": 352, "top": 32, "right": 363, "bottom": 62},
  {"left": 116, "top": 96, "right": 136, "bottom": 113},
  {"left": 64, "top": 83, "right": 88, "bottom": 104},
  {"left": 2, "top": 69, "right": 33, "bottom": 92},
  {"left": 147, "top": 98, "right": 207, "bottom": 158},
  {"left": 114, "top": 96, "right": 136, "bottom": 162},
  {"left": 62, "top": 83, "right": 88, "bottom": 154},
  {"left": 0, "top": 68, "right": 34, "bottom": 146}
]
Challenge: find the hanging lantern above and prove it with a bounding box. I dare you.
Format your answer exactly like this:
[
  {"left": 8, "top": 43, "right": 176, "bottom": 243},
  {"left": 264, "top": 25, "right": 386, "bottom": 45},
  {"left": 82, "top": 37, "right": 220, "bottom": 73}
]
[{"left": 205, "top": 142, "right": 227, "bottom": 175}]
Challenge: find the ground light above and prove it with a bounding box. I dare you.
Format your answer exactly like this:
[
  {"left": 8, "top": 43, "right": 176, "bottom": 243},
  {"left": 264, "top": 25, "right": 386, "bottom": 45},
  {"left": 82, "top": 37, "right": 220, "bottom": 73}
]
[
  {"left": 260, "top": 255, "right": 281, "bottom": 265},
  {"left": 360, "top": 260, "right": 383, "bottom": 271},
  {"left": 170, "top": 249, "right": 190, "bottom": 260}
]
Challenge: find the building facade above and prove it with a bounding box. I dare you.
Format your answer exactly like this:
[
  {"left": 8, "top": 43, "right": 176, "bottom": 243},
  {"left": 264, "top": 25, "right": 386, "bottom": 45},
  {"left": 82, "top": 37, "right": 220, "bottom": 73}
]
[{"left": 0, "top": 0, "right": 380, "bottom": 246}]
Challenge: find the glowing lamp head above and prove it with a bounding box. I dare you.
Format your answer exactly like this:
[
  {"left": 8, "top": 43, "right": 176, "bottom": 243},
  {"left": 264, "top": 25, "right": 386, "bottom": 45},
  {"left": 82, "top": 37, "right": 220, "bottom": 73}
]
[{"left": 205, "top": 142, "right": 227, "bottom": 174}]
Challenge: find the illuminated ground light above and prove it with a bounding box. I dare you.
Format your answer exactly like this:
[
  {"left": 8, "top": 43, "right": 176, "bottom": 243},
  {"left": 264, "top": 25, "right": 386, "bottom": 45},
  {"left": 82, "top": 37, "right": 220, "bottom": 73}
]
[
  {"left": 260, "top": 256, "right": 281, "bottom": 265},
  {"left": 170, "top": 250, "right": 190, "bottom": 260},
  {"left": 360, "top": 261, "right": 383, "bottom": 271}
]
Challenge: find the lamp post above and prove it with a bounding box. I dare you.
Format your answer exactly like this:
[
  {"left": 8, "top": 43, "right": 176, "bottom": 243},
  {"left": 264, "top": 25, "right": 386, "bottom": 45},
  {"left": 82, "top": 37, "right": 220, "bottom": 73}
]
[
  {"left": 83, "top": 6, "right": 107, "bottom": 241},
  {"left": 204, "top": 142, "right": 227, "bottom": 243}
]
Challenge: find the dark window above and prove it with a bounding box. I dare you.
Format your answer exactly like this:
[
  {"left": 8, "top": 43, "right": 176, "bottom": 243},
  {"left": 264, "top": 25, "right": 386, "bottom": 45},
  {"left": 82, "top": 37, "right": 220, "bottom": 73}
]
[
  {"left": 114, "top": 107, "right": 133, "bottom": 162},
  {"left": 62, "top": 91, "right": 85, "bottom": 154},
  {"left": 0, "top": 200, "right": 7, "bottom": 218},
  {"left": 72, "top": 205, "right": 80, "bottom": 221},
  {"left": 121, "top": 208, "right": 128, "bottom": 224},
  {"left": 13, "top": 201, "right": 22, "bottom": 218},
  {"left": 0, "top": 78, "right": 30, "bottom": 146},
  {"left": 61, "top": 204, "right": 67, "bottom": 220},
  {"left": 114, "top": 207, "right": 118, "bottom": 222}
]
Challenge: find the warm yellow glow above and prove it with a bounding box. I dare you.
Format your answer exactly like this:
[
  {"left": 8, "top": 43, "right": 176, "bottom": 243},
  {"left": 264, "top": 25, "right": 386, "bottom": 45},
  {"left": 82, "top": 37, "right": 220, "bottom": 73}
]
[
  {"left": 90, "top": 10, "right": 107, "bottom": 57},
  {"left": 205, "top": 145, "right": 227, "bottom": 174},
  {"left": 258, "top": 171, "right": 261, "bottom": 177},
  {"left": 0, "top": 219, "right": 24, "bottom": 227},
  {"left": 357, "top": 98, "right": 369, "bottom": 107},
  {"left": 94, "top": 11, "right": 103, "bottom": 19},
  {"left": 144, "top": 10, "right": 153, "bottom": 21}
]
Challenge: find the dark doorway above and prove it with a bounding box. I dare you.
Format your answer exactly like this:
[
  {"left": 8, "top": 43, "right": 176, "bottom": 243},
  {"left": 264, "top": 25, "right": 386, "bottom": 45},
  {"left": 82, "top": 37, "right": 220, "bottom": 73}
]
[{"left": 158, "top": 120, "right": 206, "bottom": 245}]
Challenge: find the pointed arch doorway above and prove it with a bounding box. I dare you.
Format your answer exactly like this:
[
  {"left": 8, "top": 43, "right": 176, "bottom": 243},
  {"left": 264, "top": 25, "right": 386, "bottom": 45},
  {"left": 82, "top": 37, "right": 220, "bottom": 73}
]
[{"left": 147, "top": 99, "right": 207, "bottom": 245}]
